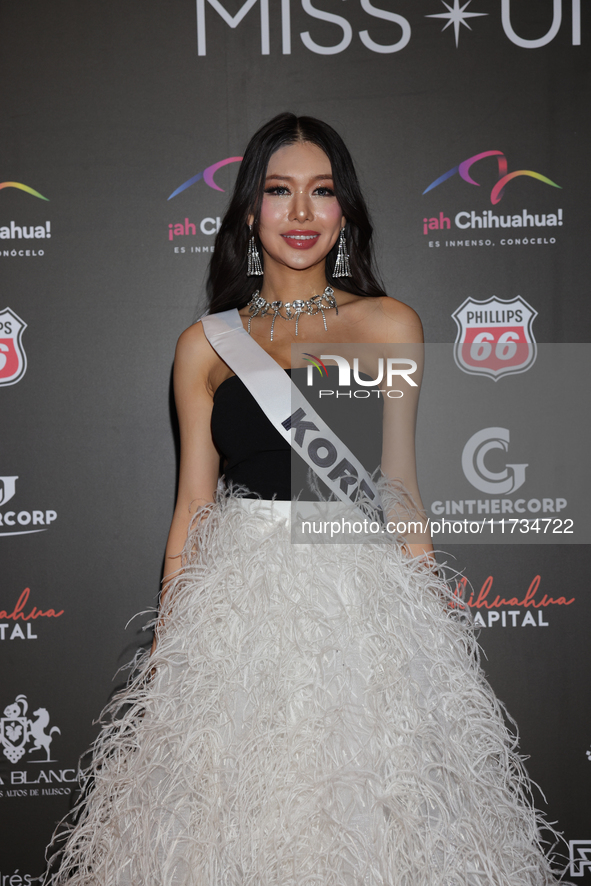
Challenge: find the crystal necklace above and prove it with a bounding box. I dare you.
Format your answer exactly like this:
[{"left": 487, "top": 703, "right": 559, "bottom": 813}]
[{"left": 246, "top": 286, "right": 337, "bottom": 341}]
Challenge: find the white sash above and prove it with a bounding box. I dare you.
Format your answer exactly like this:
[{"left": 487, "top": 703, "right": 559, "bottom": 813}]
[{"left": 201, "top": 309, "right": 384, "bottom": 520}]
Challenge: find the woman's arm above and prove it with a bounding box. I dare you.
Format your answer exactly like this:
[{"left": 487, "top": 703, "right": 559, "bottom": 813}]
[
  {"left": 371, "top": 298, "right": 434, "bottom": 560},
  {"left": 153, "top": 322, "right": 222, "bottom": 650}
]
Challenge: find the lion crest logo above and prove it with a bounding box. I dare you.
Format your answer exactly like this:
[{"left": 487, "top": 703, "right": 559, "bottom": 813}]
[{"left": 0, "top": 694, "right": 61, "bottom": 763}]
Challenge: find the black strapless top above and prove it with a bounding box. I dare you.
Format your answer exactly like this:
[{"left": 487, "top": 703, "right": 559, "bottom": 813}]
[
  {"left": 211, "top": 367, "right": 382, "bottom": 500},
  {"left": 212, "top": 370, "right": 293, "bottom": 500}
]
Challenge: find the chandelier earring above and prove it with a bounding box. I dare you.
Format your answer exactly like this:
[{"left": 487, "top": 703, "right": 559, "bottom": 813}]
[
  {"left": 247, "top": 224, "right": 263, "bottom": 276},
  {"left": 332, "top": 226, "right": 351, "bottom": 278}
]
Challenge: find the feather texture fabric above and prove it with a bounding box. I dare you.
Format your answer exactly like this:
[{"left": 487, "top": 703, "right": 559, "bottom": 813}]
[{"left": 46, "top": 495, "right": 567, "bottom": 885}]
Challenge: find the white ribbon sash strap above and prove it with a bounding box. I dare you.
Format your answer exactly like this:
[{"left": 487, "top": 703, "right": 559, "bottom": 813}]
[{"left": 201, "top": 309, "right": 384, "bottom": 519}]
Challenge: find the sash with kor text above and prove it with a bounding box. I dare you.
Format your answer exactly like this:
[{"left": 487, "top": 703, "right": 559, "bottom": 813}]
[{"left": 201, "top": 309, "right": 384, "bottom": 521}]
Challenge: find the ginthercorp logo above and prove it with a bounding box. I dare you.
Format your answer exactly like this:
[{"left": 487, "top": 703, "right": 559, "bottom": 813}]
[
  {"left": 462, "top": 427, "right": 527, "bottom": 494},
  {"left": 0, "top": 308, "right": 27, "bottom": 386},
  {"left": 0, "top": 476, "right": 57, "bottom": 536},
  {"left": 452, "top": 296, "right": 537, "bottom": 380},
  {"left": 305, "top": 354, "right": 417, "bottom": 398},
  {"left": 431, "top": 427, "right": 568, "bottom": 519},
  {"left": 167, "top": 157, "right": 241, "bottom": 252},
  {"left": 569, "top": 841, "right": 591, "bottom": 877},
  {"left": 422, "top": 150, "right": 563, "bottom": 248}
]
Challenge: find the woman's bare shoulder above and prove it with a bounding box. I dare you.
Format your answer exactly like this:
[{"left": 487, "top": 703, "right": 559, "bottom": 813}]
[
  {"left": 178, "top": 319, "right": 226, "bottom": 362},
  {"left": 176, "top": 319, "right": 209, "bottom": 352},
  {"left": 174, "top": 321, "right": 220, "bottom": 392},
  {"left": 361, "top": 296, "right": 424, "bottom": 343}
]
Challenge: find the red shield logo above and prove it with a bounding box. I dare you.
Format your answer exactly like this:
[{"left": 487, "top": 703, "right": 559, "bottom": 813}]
[
  {"left": 452, "top": 296, "right": 537, "bottom": 381},
  {"left": 0, "top": 308, "right": 27, "bottom": 386}
]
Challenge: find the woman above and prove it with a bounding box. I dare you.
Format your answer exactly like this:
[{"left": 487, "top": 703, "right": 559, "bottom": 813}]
[{"left": 46, "top": 113, "right": 566, "bottom": 885}]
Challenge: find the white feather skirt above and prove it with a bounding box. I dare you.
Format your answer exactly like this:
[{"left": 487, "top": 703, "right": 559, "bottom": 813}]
[{"left": 46, "top": 493, "right": 567, "bottom": 885}]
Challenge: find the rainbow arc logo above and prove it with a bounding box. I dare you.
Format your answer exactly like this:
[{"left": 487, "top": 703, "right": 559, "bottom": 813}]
[
  {"left": 423, "top": 151, "right": 560, "bottom": 205},
  {"left": 168, "top": 158, "right": 242, "bottom": 200},
  {"left": 0, "top": 183, "right": 48, "bottom": 201}
]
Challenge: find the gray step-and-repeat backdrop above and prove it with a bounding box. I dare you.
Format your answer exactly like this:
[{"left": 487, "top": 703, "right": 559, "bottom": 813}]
[{"left": 1, "top": 0, "right": 590, "bottom": 878}]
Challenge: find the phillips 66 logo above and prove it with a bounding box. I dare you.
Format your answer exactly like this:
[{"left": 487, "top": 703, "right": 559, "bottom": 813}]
[
  {"left": 452, "top": 296, "right": 537, "bottom": 380},
  {"left": 0, "top": 308, "right": 27, "bottom": 386}
]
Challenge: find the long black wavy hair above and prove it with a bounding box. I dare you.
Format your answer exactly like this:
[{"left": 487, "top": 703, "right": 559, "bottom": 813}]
[{"left": 206, "top": 112, "right": 386, "bottom": 313}]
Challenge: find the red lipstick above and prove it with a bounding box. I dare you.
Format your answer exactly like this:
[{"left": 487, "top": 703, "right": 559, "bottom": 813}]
[{"left": 281, "top": 230, "right": 321, "bottom": 250}]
